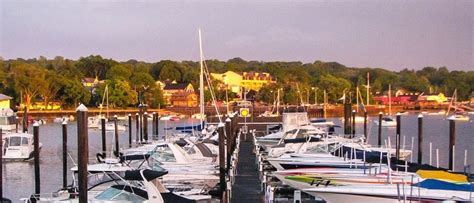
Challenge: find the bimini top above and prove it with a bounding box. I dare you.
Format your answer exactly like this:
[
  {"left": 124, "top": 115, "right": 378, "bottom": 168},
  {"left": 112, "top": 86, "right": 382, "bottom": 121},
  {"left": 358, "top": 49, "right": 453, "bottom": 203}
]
[{"left": 124, "top": 169, "right": 168, "bottom": 181}]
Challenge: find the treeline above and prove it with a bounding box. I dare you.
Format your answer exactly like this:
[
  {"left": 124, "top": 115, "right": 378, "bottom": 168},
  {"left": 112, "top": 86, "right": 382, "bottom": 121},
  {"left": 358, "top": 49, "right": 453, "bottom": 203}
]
[{"left": 0, "top": 55, "right": 472, "bottom": 109}]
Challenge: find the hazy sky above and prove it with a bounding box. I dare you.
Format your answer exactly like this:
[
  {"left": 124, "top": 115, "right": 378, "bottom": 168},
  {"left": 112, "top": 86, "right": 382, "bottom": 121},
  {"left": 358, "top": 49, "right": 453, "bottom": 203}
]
[{"left": 0, "top": 0, "right": 472, "bottom": 71}]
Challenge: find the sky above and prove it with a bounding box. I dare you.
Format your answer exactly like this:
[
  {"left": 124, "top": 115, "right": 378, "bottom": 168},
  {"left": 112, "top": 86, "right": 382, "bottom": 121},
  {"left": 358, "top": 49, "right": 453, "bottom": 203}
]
[{"left": 0, "top": 0, "right": 472, "bottom": 71}]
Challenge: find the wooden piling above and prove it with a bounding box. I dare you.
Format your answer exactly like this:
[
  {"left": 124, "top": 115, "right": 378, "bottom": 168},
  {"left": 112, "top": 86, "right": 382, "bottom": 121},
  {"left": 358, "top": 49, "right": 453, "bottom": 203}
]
[
  {"left": 218, "top": 123, "right": 226, "bottom": 194},
  {"left": 225, "top": 117, "right": 232, "bottom": 173},
  {"left": 351, "top": 110, "right": 356, "bottom": 137},
  {"left": 449, "top": 118, "right": 456, "bottom": 170},
  {"left": 22, "top": 108, "right": 28, "bottom": 133},
  {"left": 378, "top": 112, "right": 382, "bottom": 147},
  {"left": 417, "top": 114, "right": 423, "bottom": 164},
  {"left": 143, "top": 112, "right": 148, "bottom": 142},
  {"left": 76, "top": 104, "right": 89, "bottom": 203},
  {"left": 135, "top": 113, "right": 139, "bottom": 143},
  {"left": 396, "top": 112, "right": 401, "bottom": 161},
  {"left": 363, "top": 112, "right": 368, "bottom": 141},
  {"left": 128, "top": 114, "right": 132, "bottom": 148},
  {"left": 114, "top": 115, "right": 119, "bottom": 156},
  {"left": 343, "top": 103, "right": 351, "bottom": 134},
  {"left": 101, "top": 117, "right": 106, "bottom": 157},
  {"left": 152, "top": 112, "right": 156, "bottom": 138},
  {"left": 0, "top": 128, "right": 3, "bottom": 200},
  {"left": 155, "top": 112, "right": 159, "bottom": 137},
  {"left": 15, "top": 116, "right": 18, "bottom": 133},
  {"left": 62, "top": 120, "right": 68, "bottom": 189},
  {"left": 33, "top": 122, "right": 40, "bottom": 195}
]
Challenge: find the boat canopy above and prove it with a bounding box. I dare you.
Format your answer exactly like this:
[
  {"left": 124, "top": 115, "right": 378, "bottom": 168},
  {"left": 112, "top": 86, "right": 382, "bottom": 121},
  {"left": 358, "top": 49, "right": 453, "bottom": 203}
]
[
  {"left": 124, "top": 169, "right": 168, "bottom": 181},
  {"left": 414, "top": 179, "right": 474, "bottom": 192}
]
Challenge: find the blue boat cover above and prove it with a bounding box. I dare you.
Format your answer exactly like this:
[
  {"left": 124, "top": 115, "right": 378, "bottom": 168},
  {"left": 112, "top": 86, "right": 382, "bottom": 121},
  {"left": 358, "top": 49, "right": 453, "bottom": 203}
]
[{"left": 414, "top": 179, "right": 474, "bottom": 192}]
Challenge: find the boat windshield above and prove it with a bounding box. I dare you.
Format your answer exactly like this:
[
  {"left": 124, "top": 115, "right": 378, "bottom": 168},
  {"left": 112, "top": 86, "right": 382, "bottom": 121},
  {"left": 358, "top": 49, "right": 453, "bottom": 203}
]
[
  {"left": 95, "top": 187, "right": 147, "bottom": 201},
  {"left": 0, "top": 116, "right": 15, "bottom": 125},
  {"left": 382, "top": 118, "right": 394, "bottom": 121},
  {"left": 8, "top": 137, "right": 22, "bottom": 147},
  {"left": 153, "top": 151, "right": 176, "bottom": 162}
]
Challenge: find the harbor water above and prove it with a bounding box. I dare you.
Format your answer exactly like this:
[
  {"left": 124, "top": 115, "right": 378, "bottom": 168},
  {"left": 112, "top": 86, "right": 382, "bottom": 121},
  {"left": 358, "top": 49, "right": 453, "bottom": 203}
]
[{"left": 2, "top": 113, "right": 474, "bottom": 202}]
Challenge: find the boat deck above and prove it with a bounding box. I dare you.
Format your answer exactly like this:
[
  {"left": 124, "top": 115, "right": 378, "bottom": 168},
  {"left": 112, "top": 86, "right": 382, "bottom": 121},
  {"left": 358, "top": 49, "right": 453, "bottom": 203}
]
[{"left": 232, "top": 135, "right": 263, "bottom": 203}]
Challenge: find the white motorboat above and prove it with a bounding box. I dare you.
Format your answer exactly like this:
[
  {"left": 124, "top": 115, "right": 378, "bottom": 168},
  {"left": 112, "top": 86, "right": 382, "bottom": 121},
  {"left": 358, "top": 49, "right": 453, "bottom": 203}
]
[
  {"left": 0, "top": 108, "right": 17, "bottom": 133},
  {"left": 339, "top": 116, "right": 365, "bottom": 123},
  {"left": 374, "top": 117, "right": 397, "bottom": 127},
  {"left": 98, "top": 122, "right": 126, "bottom": 131},
  {"left": 88, "top": 115, "right": 105, "bottom": 128},
  {"left": 2, "top": 132, "right": 42, "bottom": 161},
  {"left": 448, "top": 114, "right": 470, "bottom": 121},
  {"left": 303, "top": 182, "right": 473, "bottom": 203}
]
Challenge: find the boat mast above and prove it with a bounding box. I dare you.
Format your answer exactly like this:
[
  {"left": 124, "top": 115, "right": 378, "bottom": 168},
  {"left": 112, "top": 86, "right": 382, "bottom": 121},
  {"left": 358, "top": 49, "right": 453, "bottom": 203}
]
[
  {"left": 198, "top": 29, "right": 205, "bottom": 124},
  {"left": 323, "top": 89, "right": 327, "bottom": 119}
]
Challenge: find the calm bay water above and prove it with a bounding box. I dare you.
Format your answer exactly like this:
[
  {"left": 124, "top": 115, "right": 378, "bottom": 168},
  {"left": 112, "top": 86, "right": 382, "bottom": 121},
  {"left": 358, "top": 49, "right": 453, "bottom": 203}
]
[{"left": 2, "top": 114, "right": 474, "bottom": 202}]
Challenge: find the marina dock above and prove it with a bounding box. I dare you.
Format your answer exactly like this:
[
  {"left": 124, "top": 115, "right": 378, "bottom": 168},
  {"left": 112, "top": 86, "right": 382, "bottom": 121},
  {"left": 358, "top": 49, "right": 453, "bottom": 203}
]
[{"left": 231, "top": 136, "right": 262, "bottom": 203}]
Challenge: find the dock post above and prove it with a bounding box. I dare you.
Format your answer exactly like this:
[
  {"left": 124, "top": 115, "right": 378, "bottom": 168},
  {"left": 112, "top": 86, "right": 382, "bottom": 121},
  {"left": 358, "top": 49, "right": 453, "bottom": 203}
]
[
  {"left": 363, "top": 112, "right": 368, "bottom": 141},
  {"left": 417, "top": 114, "right": 423, "bottom": 164},
  {"left": 218, "top": 123, "right": 226, "bottom": 195},
  {"left": 128, "top": 114, "right": 132, "bottom": 148},
  {"left": 76, "top": 104, "right": 89, "bottom": 203},
  {"left": 155, "top": 112, "right": 159, "bottom": 138},
  {"left": 114, "top": 115, "right": 119, "bottom": 156},
  {"left": 22, "top": 108, "right": 28, "bottom": 133},
  {"left": 15, "top": 116, "right": 18, "bottom": 133},
  {"left": 62, "top": 120, "right": 68, "bottom": 189},
  {"left": 135, "top": 113, "right": 139, "bottom": 143},
  {"left": 226, "top": 117, "right": 232, "bottom": 173},
  {"left": 101, "top": 117, "right": 106, "bottom": 157},
  {"left": 33, "top": 122, "right": 40, "bottom": 195},
  {"left": 143, "top": 112, "right": 148, "bottom": 142},
  {"left": 378, "top": 112, "right": 382, "bottom": 147},
  {"left": 449, "top": 118, "right": 456, "bottom": 171},
  {"left": 343, "top": 103, "right": 351, "bottom": 135},
  {"left": 396, "top": 112, "right": 401, "bottom": 161},
  {"left": 351, "top": 110, "right": 356, "bottom": 137},
  {"left": 0, "top": 128, "right": 2, "bottom": 200},
  {"left": 152, "top": 112, "right": 156, "bottom": 138}
]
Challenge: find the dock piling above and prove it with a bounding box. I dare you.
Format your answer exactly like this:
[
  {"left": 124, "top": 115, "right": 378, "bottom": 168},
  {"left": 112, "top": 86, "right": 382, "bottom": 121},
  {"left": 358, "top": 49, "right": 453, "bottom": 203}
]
[
  {"left": 396, "top": 112, "right": 401, "bottom": 161},
  {"left": 363, "top": 112, "right": 368, "bottom": 141},
  {"left": 76, "top": 104, "right": 89, "bottom": 203},
  {"left": 343, "top": 103, "right": 351, "bottom": 134},
  {"left": 351, "top": 110, "right": 356, "bottom": 137},
  {"left": 152, "top": 112, "right": 156, "bottom": 138},
  {"left": 155, "top": 112, "right": 159, "bottom": 138},
  {"left": 62, "top": 120, "right": 68, "bottom": 189},
  {"left": 15, "top": 116, "right": 18, "bottom": 133},
  {"left": 114, "top": 115, "right": 119, "bottom": 156},
  {"left": 143, "top": 112, "right": 148, "bottom": 142},
  {"left": 417, "top": 114, "right": 423, "bottom": 164},
  {"left": 135, "top": 113, "right": 139, "bottom": 143},
  {"left": 101, "top": 117, "right": 106, "bottom": 157},
  {"left": 449, "top": 119, "right": 456, "bottom": 170},
  {"left": 33, "top": 122, "right": 40, "bottom": 195},
  {"left": 128, "top": 114, "right": 132, "bottom": 148},
  {"left": 0, "top": 129, "right": 2, "bottom": 200},
  {"left": 225, "top": 117, "right": 232, "bottom": 173}
]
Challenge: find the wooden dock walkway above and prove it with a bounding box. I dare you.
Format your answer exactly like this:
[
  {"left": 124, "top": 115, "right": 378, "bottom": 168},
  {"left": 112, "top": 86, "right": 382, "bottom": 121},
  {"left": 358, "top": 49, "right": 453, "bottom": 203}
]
[{"left": 231, "top": 135, "right": 262, "bottom": 203}]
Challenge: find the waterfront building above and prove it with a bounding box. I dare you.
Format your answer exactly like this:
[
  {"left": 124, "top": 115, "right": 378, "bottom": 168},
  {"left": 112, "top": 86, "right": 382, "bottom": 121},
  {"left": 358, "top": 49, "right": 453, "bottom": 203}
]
[
  {"left": 170, "top": 92, "right": 198, "bottom": 107},
  {"left": 211, "top": 71, "right": 275, "bottom": 93},
  {"left": 0, "top": 94, "right": 12, "bottom": 109},
  {"left": 417, "top": 93, "right": 448, "bottom": 104},
  {"left": 162, "top": 81, "right": 195, "bottom": 106},
  {"left": 81, "top": 77, "right": 105, "bottom": 94}
]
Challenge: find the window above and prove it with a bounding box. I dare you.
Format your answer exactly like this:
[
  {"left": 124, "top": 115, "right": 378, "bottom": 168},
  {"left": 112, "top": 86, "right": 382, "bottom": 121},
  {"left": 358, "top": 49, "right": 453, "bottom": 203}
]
[
  {"left": 22, "top": 138, "right": 29, "bottom": 146},
  {"left": 9, "top": 137, "right": 21, "bottom": 146}
]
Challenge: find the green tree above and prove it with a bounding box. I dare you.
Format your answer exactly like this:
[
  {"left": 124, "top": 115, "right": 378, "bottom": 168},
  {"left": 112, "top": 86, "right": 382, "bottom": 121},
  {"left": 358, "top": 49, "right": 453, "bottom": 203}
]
[{"left": 10, "top": 63, "right": 48, "bottom": 110}]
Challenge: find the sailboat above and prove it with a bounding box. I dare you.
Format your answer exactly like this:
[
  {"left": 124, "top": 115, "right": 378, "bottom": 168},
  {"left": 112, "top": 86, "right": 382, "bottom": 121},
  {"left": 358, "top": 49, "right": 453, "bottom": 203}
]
[
  {"left": 375, "top": 84, "right": 397, "bottom": 127},
  {"left": 446, "top": 89, "right": 469, "bottom": 121},
  {"left": 96, "top": 85, "right": 126, "bottom": 131}
]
